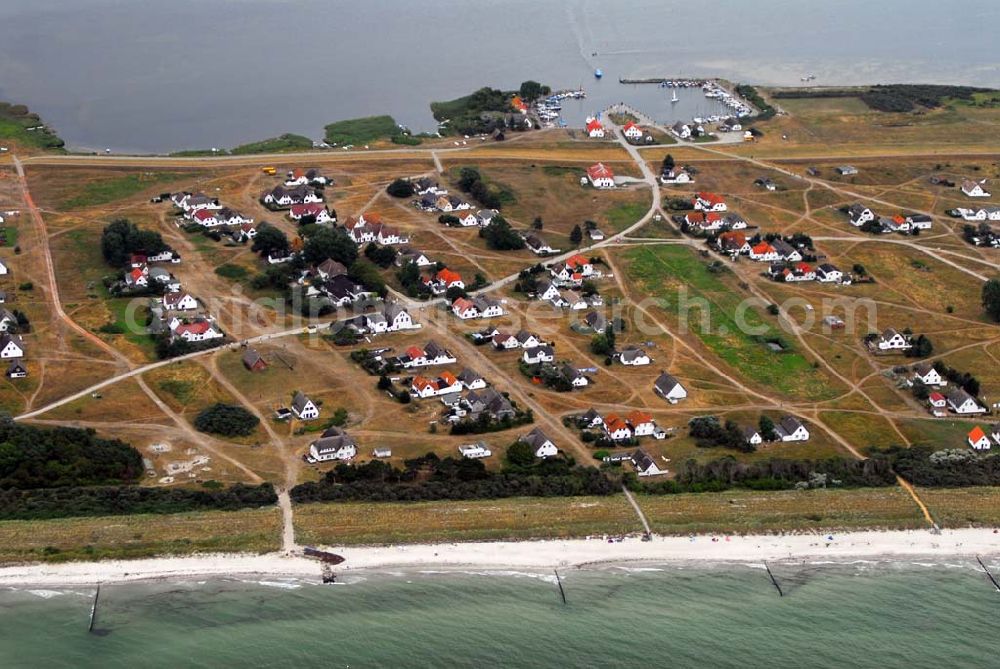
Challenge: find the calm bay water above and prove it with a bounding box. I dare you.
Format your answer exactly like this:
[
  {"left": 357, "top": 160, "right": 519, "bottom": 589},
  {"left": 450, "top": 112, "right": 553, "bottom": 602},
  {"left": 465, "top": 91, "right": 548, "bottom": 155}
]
[
  {"left": 1, "top": 561, "right": 997, "bottom": 668},
  {"left": 1, "top": 0, "right": 1000, "bottom": 153}
]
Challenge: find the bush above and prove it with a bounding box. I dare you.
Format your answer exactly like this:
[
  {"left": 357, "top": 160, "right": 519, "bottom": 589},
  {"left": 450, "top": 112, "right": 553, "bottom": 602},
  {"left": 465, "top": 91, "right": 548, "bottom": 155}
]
[
  {"left": 193, "top": 403, "right": 260, "bottom": 437},
  {"left": 386, "top": 178, "right": 415, "bottom": 198}
]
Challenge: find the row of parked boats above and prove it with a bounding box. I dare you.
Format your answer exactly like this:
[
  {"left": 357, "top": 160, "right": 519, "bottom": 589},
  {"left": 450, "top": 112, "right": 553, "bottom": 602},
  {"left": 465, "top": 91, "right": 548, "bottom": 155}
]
[
  {"left": 700, "top": 82, "right": 753, "bottom": 117},
  {"left": 535, "top": 90, "right": 586, "bottom": 126}
]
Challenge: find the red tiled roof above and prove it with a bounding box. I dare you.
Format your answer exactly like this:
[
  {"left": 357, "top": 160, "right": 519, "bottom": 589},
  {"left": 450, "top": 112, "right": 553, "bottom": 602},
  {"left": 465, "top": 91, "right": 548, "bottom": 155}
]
[
  {"left": 436, "top": 268, "right": 463, "bottom": 285},
  {"left": 697, "top": 191, "right": 725, "bottom": 205},
  {"left": 193, "top": 209, "right": 216, "bottom": 221},
  {"left": 566, "top": 254, "right": 589, "bottom": 268},
  {"left": 586, "top": 119, "right": 604, "bottom": 132},
  {"left": 969, "top": 426, "right": 987, "bottom": 442},
  {"left": 626, "top": 410, "right": 653, "bottom": 426},
  {"left": 175, "top": 320, "right": 212, "bottom": 335},
  {"left": 751, "top": 242, "right": 774, "bottom": 254},
  {"left": 587, "top": 162, "right": 614, "bottom": 180},
  {"left": 929, "top": 392, "right": 946, "bottom": 402}
]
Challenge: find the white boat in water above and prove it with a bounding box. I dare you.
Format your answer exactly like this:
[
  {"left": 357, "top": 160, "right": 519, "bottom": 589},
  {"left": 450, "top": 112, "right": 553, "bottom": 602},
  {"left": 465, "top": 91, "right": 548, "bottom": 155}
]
[{"left": 671, "top": 89, "right": 679, "bottom": 104}]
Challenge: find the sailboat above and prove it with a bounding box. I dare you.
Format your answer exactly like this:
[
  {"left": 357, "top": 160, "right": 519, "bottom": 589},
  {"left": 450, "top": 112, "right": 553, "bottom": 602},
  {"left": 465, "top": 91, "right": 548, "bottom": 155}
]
[{"left": 671, "top": 89, "right": 679, "bottom": 104}]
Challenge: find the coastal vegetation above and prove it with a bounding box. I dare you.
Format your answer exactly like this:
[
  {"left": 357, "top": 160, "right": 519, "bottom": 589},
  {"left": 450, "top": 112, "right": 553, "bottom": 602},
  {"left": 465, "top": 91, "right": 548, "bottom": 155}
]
[
  {"left": 323, "top": 115, "right": 408, "bottom": 146},
  {"left": 0, "top": 101, "right": 65, "bottom": 151},
  {"left": 771, "top": 84, "right": 997, "bottom": 113},
  {"left": 735, "top": 84, "right": 776, "bottom": 121},
  {"left": 431, "top": 82, "right": 548, "bottom": 135},
  {"left": 100, "top": 218, "right": 169, "bottom": 267},
  {"left": 0, "top": 507, "right": 281, "bottom": 563},
  {"left": 171, "top": 133, "right": 313, "bottom": 157}
]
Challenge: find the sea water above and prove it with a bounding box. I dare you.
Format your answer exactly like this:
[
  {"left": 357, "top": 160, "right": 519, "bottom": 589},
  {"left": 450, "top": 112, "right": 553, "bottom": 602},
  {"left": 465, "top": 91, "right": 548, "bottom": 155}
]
[
  {"left": 1, "top": 0, "right": 999, "bottom": 152},
  {"left": 0, "top": 560, "right": 996, "bottom": 668}
]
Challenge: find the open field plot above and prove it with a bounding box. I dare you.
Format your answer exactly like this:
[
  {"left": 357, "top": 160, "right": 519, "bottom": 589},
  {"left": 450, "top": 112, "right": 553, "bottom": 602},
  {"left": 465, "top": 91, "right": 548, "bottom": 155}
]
[
  {"left": 437, "top": 160, "right": 650, "bottom": 239},
  {"left": 0, "top": 507, "right": 281, "bottom": 564},
  {"left": 620, "top": 244, "right": 842, "bottom": 401},
  {"left": 40, "top": 377, "right": 166, "bottom": 424},
  {"left": 919, "top": 488, "right": 1000, "bottom": 528},
  {"left": 896, "top": 418, "right": 982, "bottom": 450},
  {"left": 722, "top": 93, "right": 1000, "bottom": 158},
  {"left": 819, "top": 411, "right": 906, "bottom": 451},
  {"left": 294, "top": 496, "right": 641, "bottom": 545},
  {"left": 636, "top": 487, "right": 925, "bottom": 535},
  {"left": 24, "top": 165, "right": 207, "bottom": 211}
]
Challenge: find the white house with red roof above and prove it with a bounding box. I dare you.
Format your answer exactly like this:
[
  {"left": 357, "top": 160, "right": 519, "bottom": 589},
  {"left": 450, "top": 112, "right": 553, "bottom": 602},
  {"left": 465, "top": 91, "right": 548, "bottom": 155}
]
[
  {"left": 586, "top": 162, "right": 615, "bottom": 189},
  {"left": 968, "top": 426, "right": 992, "bottom": 450},
  {"left": 585, "top": 117, "right": 605, "bottom": 138},
  {"left": 423, "top": 268, "right": 464, "bottom": 295},
  {"left": 124, "top": 267, "right": 149, "bottom": 289},
  {"left": 170, "top": 318, "right": 223, "bottom": 342},
  {"left": 694, "top": 192, "right": 728, "bottom": 212},
  {"left": 289, "top": 203, "right": 334, "bottom": 224},
  {"left": 452, "top": 297, "right": 480, "bottom": 320},
  {"left": 927, "top": 391, "right": 947, "bottom": 416},
  {"left": 622, "top": 121, "right": 644, "bottom": 141},
  {"left": 749, "top": 242, "right": 780, "bottom": 262},
  {"left": 411, "top": 372, "right": 463, "bottom": 399}
]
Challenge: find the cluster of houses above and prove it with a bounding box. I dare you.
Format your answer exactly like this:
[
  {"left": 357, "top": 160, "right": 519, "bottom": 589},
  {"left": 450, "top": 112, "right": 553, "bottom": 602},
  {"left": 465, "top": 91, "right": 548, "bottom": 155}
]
[
  {"left": 451, "top": 295, "right": 505, "bottom": 320},
  {"left": 921, "top": 374, "right": 988, "bottom": 417},
  {"left": 170, "top": 192, "right": 257, "bottom": 241},
  {"left": 445, "top": 386, "right": 518, "bottom": 426},
  {"left": 343, "top": 212, "right": 409, "bottom": 246},
  {"left": 342, "top": 302, "right": 420, "bottom": 335},
  {"left": 0, "top": 240, "right": 28, "bottom": 378},
  {"left": 766, "top": 260, "right": 846, "bottom": 284},
  {"left": 744, "top": 415, "right": 811, "bottom": 445},
  {"left": 951, "top": 205, "right": 1000, "bottom": 222},
  {"left": 413, "top": 179, "right": 473, "bottom": 214},
  {"left": 845, "top": 203, "right": 933, "bottom": 234},
  {"left": 123, "top": 251, "right": 225, "bottom": 345},
  {"left": 262, "top": 184, "right": 324, "bottom": 209},
  {"left": 298, "top": 259, "right": 372, "bottom": 306},
  {"left": 578, "top": 407, "right": 668, "bottom": 441},
  {"left": 458, "top": 427, "right": 558, "bottom": 460}
]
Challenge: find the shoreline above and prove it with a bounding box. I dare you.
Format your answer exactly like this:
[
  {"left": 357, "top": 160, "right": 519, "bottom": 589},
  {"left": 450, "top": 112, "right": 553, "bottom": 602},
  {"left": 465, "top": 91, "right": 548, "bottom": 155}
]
[{"left": 2, "top": 527, "right": 999, "bottom": 588}]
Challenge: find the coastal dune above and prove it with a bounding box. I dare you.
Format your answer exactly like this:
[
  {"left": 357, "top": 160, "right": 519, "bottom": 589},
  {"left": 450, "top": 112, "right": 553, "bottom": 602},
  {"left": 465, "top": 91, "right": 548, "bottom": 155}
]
[{"left": 2, "top": 528, "right": 999, "bottom": 587}]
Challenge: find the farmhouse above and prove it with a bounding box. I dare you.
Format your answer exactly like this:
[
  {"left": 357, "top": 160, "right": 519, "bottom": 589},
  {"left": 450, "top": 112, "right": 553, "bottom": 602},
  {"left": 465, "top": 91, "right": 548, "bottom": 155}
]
[
  {"left": 411, "top": 372, "right": 462, "bottom": 399},
  {"left": 770, "top": 239, "right": 802, "bottom": 262},
  {"left": 694, "top": 192, "right": 727, "bottom": 212},
  {"left": 308, "top": 428, "right": 357, "bottom": 462},
  {"left": 285, "top": 168, "right": 329, "bottom": 187},
  {"left": 583, "top": 311, "right": 607, "bottom": 333},
  {"left": 743, "top": 426, "right": 763, "bottom": 446},
  {"left": 0, "top": 333, "right": 25, "bottom": 359},
  {"left": 968, "top": 426, "right": 992, "bottom": 451},
  {"left": 579, "top": 408, "right": 605, "bottom": 430},
  {"left": 162, "top": 292, "right": 198, "bottom": 311},
  {"left": 459, "top": 443, "right": 492, "bottom": 459},
  {"left": 927, "top": 392, "right": 947, "bottom": 416},
  {"left": 242, "top": 348, "right": 268, "bottom": 372},
  {"left": 876, "top": 328, "right": 911, "bottom": 351},
  {"left": 905, "top": 213, "right": 933, "bottom": 230},
  {"left": 836, "top": 165, "right": 859, "bottom": 176},
  {"left": 816, "top": 264, "right": 843, "bottom": 283},
  {"left": 170, "top": 318, "right": 223, "bottom": 343},
  {"left": 631, "top": 448, "right": 666, "bottom": 477},
  {"left": 962, "top": 179, "right": 991, "bottom": 198},
  {"left": 671, "top": 122, "right": 692, "bottom": 139},
  {"left": 525, "top": 234, "right": 558, "bottom": 255},
  {"left": 561, "top": 364, "right": 589, "bottom": 388},
  {"left": 912, "top": 363, "right": 946, "bottom": 387},
  {"left": 717, "top": 231, "right": 750, "bottom": 255},
  {"left": 262, "top": 185, "right": 322, "bottom": 208},
  {"left": 627, "top": 410, "right": 657, "bottom": 437},
  {"left": 585, "top": 118, "right": 605, "bottom": 138},
  {"left": 289, "top": 203, "right": 334, "bottom": 224},
  {"left": 457, "top": 368, "right": 487, "bottom": 390},
  {"left": 492, "top": 332, "right": 520, "bottom": 350},
  {"left": 522, "top": 345, "right": 555, "bottom": 364},
  {"left": 847, "top": 204, "right": 875, "bottom": 227},
  {"left": 618, "top": 346, "right": 651, "bottom": 366},
  {"left": 603, "top": 414, "right": 633, "bottom": 441},
  {"left": 398, "top": 341, "right": 457, "bottom": 368},
  {"left": 6, "top": 360, "right": 27, "bottom": 379},
  {"left": 660, "top": 168, "right": 693, "bottom": 185},
  {"left": 622, "top": 121, "right": 644, "bottom": 140},
  {"left": 587, "top": 162, "right": 615, "bottom": 189},
  {"left": 774, "top": 415, "right": 810, "bottom": 442},
  {"left": 749, "top": 242, "right": 780, "bottom": 262},
  {"left": 515, "top": 331, "right": 542, "bottom": 348},
  {"left": 520, "top": 427, "right": 559, "bottom": 458},
  {"left": 291, "top": 392, "right": 320, "bottom": 420},
  {"left": 463, "top": 388, "right": 515, "bottom": 421},
  {"left": 947, "top": 389, "right": 985, "bottom": 415},
  {"left": 653, "top": 372, "right": 687, "bottom": 403}
]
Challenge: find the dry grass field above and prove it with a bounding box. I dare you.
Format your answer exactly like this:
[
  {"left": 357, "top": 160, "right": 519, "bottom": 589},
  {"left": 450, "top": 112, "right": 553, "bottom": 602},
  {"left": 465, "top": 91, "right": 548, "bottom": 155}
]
[
  {"left": 635, "top": 487, "right": 926, "bottom": 535},
  {"left": 294, "top": 496, "right": 642, "bottom": 545},
  {"left": 0, "top": 507, "right": 282, "bottom": 564}
]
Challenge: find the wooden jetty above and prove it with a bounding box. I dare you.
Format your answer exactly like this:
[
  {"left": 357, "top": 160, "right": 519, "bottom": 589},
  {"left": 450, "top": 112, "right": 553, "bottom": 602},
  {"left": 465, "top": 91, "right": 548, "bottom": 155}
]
[
  {"left": 763, "top": 561, "right": 784, "bottom": 597},
  {"left": 553, "top": 569, "right": 567, "bottom": 604},
  {"left": 976, "top": 555, "right": 1000, "bottom": 592},
  {"left": 88, "top": 584, "right": 101, "bottom": 633}
]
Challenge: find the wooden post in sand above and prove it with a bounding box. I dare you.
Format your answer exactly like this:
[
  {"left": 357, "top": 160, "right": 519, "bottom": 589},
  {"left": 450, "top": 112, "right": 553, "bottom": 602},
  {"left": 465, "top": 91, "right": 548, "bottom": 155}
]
[
  {"left": 976, "top": 556, "right": 1000, "bottom": 592},
  {"left": 553, "top": 569, "right": 567, "bottom": 604},
  {"left": 763, "top": 561, "right": 783, "bottom": 597}
]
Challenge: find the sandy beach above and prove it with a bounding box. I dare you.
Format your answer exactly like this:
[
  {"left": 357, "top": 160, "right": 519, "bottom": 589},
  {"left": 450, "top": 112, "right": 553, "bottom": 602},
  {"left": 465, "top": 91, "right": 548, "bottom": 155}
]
[{"left": 2, "top": 527, "right": 999, "bottom": 587}]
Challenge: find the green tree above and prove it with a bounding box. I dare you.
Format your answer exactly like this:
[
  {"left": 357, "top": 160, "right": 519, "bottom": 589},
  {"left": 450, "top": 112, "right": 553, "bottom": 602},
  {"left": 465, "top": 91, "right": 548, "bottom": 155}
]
[
  {"left": 983, "top": 278, "right": 1000, "bottom": 322},
  {"left": 194, "top": 403, "right": 260, "bottom": 437},
  {"left": 348, "top": 258, "right": 386, "bottom": 296},
  {"left": 458, "top": 167, "right": 482, "bottom": 192},
  {"left": 480, "top": 216, "right": 525, "bottom": 250},
  {"left": 569, "top": 224, "right": 583, "bottom": 245},
  {"left": 303, "top": 227, "right": 358, "bottom": 266},
  {"left": 386, "top": 178, "right": 415, "bottom": 198},
  {"left": 758, "top": 415, "right": 778, "bottom": 441},
  {"left": 518, "top": 80, "right": 549, "bottom": 102},
  {"left": 396, "top": 260, "right": 420, "bottom": 289},
  {"left": 506, "top": 439, "right": 536, "bottom": 467},
  {"left": 661, "top": 154, "right": 675, "bottom": 172},
  {"left": 251, "top": 223, "right": 290, "bottom": 258},
  {"left": 100, "top": 218, "right": 168, "bottom": 267}
]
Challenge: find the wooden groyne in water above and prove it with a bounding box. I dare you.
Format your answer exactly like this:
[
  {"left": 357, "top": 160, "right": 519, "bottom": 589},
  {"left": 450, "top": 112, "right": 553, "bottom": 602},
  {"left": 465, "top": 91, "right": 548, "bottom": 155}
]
[
  {"left": 763, "top": 562, "right": 784, "bottom": 597},
  {"left": 976, "top": 555, "right": 1000, "bottom": 592},
  {"left": 88, "top": 584, "right": 101, "bottom": 633},
  {"left": 553, "top": 569, "right": 567, "bottom": 604}
]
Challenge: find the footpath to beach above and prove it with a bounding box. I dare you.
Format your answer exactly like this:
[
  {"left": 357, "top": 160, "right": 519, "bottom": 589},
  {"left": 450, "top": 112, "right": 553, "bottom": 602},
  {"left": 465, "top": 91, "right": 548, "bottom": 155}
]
[{"left": 2, "top": 528, "right": 1000, "bottom": 587}]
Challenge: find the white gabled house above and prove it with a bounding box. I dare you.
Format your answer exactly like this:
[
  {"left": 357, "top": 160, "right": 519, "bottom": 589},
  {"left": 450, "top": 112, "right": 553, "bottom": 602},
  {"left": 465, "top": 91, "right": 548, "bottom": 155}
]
[
  {"left": 653, "top": 372, "right": 687, "bottom": 403},
  {"left": 774, "top": 415, "right": 810, "bottom": 442},
  {"left": 520, "top": 427, "right": 558, "bottom": 458},
  {"left": 947, "top": 389, "right": 985, "bottom": 415},
  {"left": 968, "top": 426, "right": 992, "bottom": 451},
  {"left": 291, "top": 392, "right": 320, "bottom": 421},
  {"left": 522, "top": 345, "right": 555, "bottom": 365},
  {"left": 847, "top": 203, "right": 875, "bottom": 227},
  {"left": 876, "top": 328, "right": 911, "bottom": 351},
  {"left": 962, "top": 179, "right": 991, "bottom": 198},
  {"left": 632, "top": 448, "right": 667, "bottom": 476},
  {"left": 586, "top": 162, "right": 615, "bottom": 189},
  {"left": 912, "top": 363, "right": 946, "bottom": 388},
  {"left": 162, "top": 292, "right": 198, "bottom": 312},
  {"left": 618, "top": 347, "right": 651, "bottom": 366},
  {"left": 0, "top": 333, "right": 24, "bottom": 359}
]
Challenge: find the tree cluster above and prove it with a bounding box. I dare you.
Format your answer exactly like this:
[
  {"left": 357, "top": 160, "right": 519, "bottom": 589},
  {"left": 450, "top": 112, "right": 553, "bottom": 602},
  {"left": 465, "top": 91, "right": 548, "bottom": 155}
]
[
  {"left": 688, "top": 416, "right": 756, "bottom": 453},
  {"left": 193, "top": 403, "right": 260, "bottom": 437},
  {"left": 479, "top": 215, "right": 525, "bottom": 250},
  {"left": 100, "top": 218, "right": 169, "bottom": 267}
]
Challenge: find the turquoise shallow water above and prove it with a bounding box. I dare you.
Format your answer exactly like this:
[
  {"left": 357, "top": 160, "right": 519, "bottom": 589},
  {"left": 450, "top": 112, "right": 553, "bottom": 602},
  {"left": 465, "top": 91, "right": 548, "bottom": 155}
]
[{"left": 1, "top": 560, "right": 996, "bottom": 668}]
